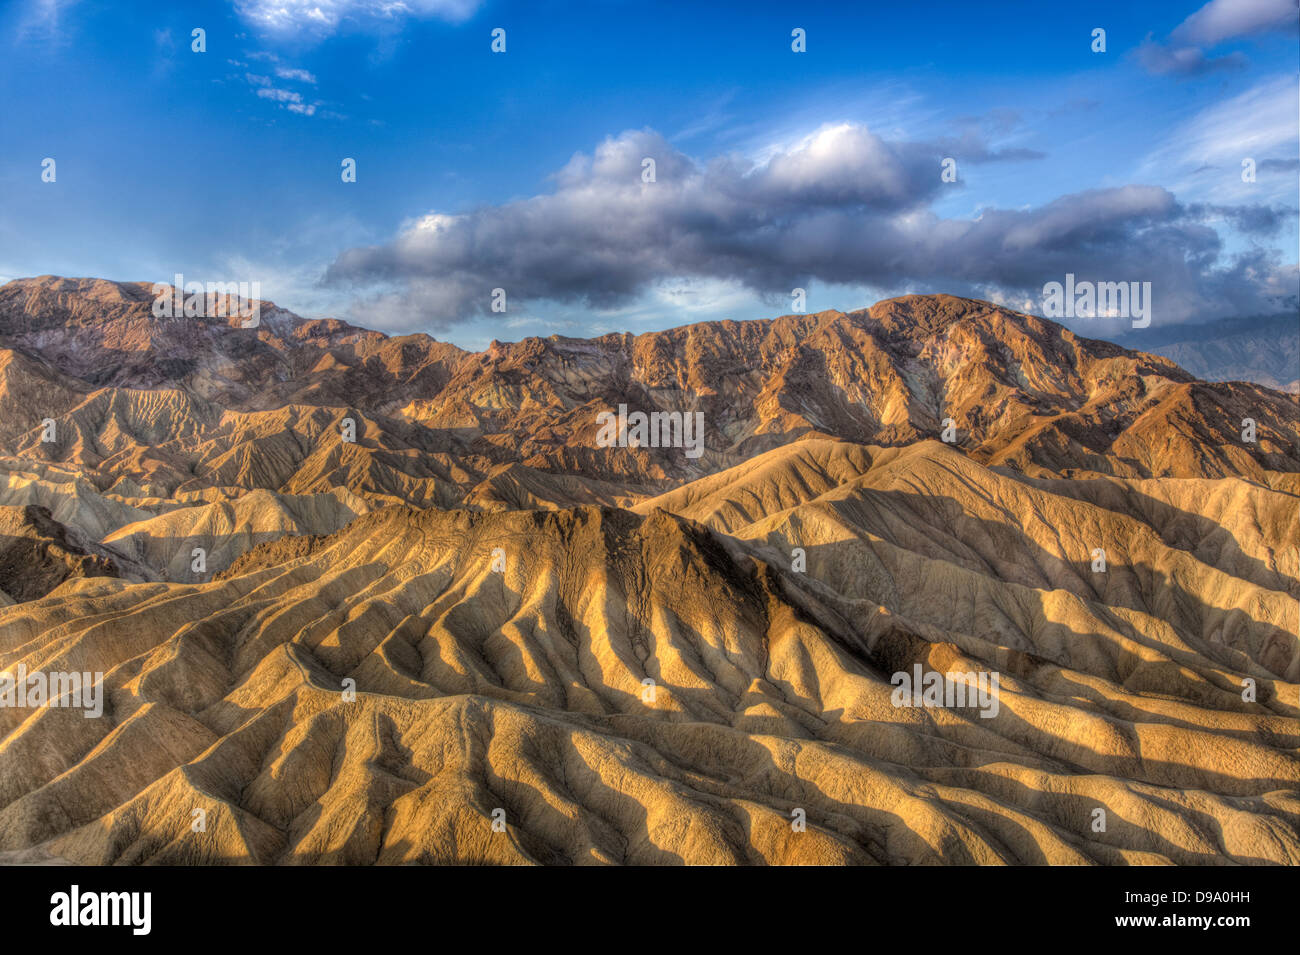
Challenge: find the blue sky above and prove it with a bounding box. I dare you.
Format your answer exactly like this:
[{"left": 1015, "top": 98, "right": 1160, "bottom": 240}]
[{"left": 1, "top": 0, "right": 1296, "bottom": 349}]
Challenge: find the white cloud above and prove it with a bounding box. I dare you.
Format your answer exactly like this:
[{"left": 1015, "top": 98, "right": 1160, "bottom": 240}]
[
  {"left": 242, "top": 71, "right": 329, "bottom": 117},
  {"left": 1172, "top": 0, "right": 1299, "bottom": 46},
  {"left": 257, "top": 87, "right": 303, "bottom": 104},
  {"left": 326, "top": 124, "right": 1296, "bottom": 329},
  {"left": 275, "top": 66, "right": 317, "bottom": 84},
  {"left": 1137, "top": 0, "right": 1297, "bottom": 76},
  {"left": 234, "top": 0, "right": 483, "bottom": 36},
  {"left": 1137, "top": 75, "right": 1300, "bottom": 203},
  {"left": 15, "top": 0, "right": 79, "bottom": 42}
]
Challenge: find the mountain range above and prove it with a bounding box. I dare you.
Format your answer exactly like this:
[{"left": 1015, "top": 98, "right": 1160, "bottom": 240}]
[
  {"left": 0, "top": 275, "right": 1295, "bottom": 865},
  {"left": 1113, "top": 313, "right": 1299, "bottom": 394}
]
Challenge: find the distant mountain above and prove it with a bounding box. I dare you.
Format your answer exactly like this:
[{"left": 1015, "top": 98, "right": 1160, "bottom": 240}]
[
  {"left": 0, "top": 276, "right": 1296, "bottom": 865},
  {"left": 1, "top": 277, "right": 1295, "bottom": 503},
  {"left": 1113, "top": 313, "right": 1300, "bottom": 393}
]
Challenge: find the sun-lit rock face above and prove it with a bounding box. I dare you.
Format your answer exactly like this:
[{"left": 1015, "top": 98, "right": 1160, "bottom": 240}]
[{"left": 0, "top": 277, "right": 1296, "bottom": 865}]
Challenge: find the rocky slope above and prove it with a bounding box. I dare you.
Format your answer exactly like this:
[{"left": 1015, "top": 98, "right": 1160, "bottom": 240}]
[
  {"left": 0, "top": 504, "right": 120, "bottom": 605},
  {"left": 0, "top": 443, "right": 1295, "bottom": 864},
  {"left": 0, "top": 276, "right": 1295, "bottom": 865}
]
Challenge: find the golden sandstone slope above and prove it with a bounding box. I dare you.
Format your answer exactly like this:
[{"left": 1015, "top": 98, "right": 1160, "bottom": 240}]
[{"left": 0, "top": 277, "right": 1295, "bottom": 864}]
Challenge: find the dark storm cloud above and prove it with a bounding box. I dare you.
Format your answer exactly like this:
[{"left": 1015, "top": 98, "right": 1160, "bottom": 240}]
[{"left": 1184, "top": 202, "right": 1294, "bottom": 235}]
